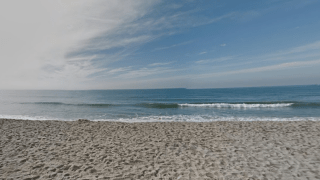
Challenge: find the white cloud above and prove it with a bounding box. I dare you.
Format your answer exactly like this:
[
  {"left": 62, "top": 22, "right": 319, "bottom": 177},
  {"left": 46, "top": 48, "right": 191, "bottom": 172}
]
[
  {"left": 3, "top": 0, "right": 314, "bottom": 89},
  {"left": 220, "top": 44, "right": 227, "bottom": 47},
  {"left": 0, "top": 0, "right": 160, "bottom": 89},
  {"left": 0, "top": 0, "right": 237, "bottom": 89}
]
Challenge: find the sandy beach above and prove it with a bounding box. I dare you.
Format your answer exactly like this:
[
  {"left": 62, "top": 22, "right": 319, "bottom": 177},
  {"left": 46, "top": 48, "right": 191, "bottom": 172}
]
[{"left": 1, "top": 119, "right": 320, "bottom": 179}]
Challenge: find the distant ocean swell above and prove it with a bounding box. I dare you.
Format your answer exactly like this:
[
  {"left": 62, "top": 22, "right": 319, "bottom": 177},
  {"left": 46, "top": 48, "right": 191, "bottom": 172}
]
[
  {"left": 22, "top": 102, "right": 116, "bottom": 107},
  {"left": 22, "top": 102, "right": 320, "bottom": 108}
]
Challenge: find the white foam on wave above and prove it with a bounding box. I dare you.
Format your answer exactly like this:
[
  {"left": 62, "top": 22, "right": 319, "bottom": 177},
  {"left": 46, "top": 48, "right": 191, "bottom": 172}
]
[
  {"left": 2, "top": 114, "right": 319, "bottom": 122},
  {"left": 179, "top": 103, "right": 293, "bottom": 108},
  {"left": 92, "top": 115, "right": 320, "bottom": 123},
  {"left": 0, "top": 114, "right": 62, "bottom": 121}
]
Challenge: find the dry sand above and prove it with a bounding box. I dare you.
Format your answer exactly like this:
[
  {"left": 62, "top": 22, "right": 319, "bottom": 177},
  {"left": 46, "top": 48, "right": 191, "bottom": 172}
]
[{"left": 1, "top": 119, "right": 320, "bottom": 180}]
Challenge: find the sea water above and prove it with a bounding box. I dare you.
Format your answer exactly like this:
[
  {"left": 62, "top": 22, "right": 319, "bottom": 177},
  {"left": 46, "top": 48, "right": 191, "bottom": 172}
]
[{"left": 0, "top": 85, "right": 320, "bottom": 122}]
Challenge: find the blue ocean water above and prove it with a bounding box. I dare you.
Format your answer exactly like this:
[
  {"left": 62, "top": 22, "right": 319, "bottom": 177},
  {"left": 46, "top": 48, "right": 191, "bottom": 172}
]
[{"left": 0, "top": 85, "right": 320, "bottom": 122}]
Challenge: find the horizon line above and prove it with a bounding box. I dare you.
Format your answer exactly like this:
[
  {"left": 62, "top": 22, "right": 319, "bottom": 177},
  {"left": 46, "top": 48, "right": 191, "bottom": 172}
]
[{"left": 0, "top": 84, "right": 319, "bottom": 91}]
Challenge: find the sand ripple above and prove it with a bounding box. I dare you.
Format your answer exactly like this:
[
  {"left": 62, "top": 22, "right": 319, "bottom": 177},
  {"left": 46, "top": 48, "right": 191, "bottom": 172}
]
[{"left": 1, "top": 119, "right": 320, "bottom": 179}]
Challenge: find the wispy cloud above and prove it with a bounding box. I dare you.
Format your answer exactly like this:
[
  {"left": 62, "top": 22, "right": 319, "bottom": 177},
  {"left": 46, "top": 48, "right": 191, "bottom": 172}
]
[
  {"left": 189, "top": 40, "right": 320, "bottom": 82},
  {"left": 85, "top": 35, "right": 153, "bottom": 51},
  {"left": 0, "top": 0, "right": 162, "bottom": 89},
  {"left": 198, "top": 52, "right": 207, "bottom": 55},
  {"left": 105, "top": 67, "right": 132, "bottom": 75},
  {"left": 2, "top": 0, "right": 317, "bottom": 89},
  {"left": 119, "top": 10, "right": 236, "bottom": 39},
  {"left": 242, "top": 40, "right": 320, "bottom": 64},
  {"left": 203, "top": 13, "right": 236, "bottom": 26},
  {"left": 0, "top": 0, "right": 240, "bottom": 89},
  {"left": 93, "top": 62, "right": 176, "bottom": 80},
  {"left": 148, "top": 62, "right": 173, "bottom": 66},
  {"left": 153, "top": 41, "right": 193, "bottom": 51},
  {"left": 115, "top": 66, "right": 175, "bottom": 79},
  {"left": 272, "top": 40, "right": 320, "bottom": 56},
  {"left": 198, "top": 59, "right": 320, "bottom": 78},
  {"left": 196, "top": 41, "right": 320, "bottom": 68},
  {"left": 196, "top": 56, "right": 234, "bottom": 64}
]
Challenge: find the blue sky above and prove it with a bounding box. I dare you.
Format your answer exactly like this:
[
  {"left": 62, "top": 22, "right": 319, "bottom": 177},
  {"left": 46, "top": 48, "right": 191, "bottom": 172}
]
[{"left": 1, "top": 0, "right": 320, "bottom": 89}]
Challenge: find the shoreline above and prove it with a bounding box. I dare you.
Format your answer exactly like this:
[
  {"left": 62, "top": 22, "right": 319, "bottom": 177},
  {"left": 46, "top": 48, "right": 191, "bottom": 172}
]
[
  {"left": 1, "top": 116, "right": 320, "bottom": 123},
  {"left": 1, "top": 119, "right": 320, "bottom": 179}
]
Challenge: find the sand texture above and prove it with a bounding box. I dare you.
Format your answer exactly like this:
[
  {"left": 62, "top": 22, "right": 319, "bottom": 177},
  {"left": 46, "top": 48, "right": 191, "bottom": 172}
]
[{"left": 1, "top": 119, "right": 320, "bottom": 180}]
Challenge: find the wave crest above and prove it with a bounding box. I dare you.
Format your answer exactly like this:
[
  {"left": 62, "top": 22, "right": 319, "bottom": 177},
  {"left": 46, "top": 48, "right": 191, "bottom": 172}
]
[
  {"left": 179, "top": 103, "right": 294, "bottom": 108},
  {"left": 2, "top": 114, "right": 320, "bottom": 122}
]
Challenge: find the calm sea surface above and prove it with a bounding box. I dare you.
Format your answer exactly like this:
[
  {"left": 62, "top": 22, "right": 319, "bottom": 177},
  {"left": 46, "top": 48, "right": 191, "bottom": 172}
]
[{"left": 1, "top": 85, "right": 320, "bottom": 122}]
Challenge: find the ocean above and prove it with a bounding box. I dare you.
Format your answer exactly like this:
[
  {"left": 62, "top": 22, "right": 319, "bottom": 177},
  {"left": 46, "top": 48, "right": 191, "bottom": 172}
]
[{"left": 1, "top": 85, "right": 320, "bottom": 122}]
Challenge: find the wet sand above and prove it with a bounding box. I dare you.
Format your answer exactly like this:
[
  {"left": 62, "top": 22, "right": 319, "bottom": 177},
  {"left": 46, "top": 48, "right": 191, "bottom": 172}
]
[{"left": 1, "top": 119, "right": 320, "bottom": 179}]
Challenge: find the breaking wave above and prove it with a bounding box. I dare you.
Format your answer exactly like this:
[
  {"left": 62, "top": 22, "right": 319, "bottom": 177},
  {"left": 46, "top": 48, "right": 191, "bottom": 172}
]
[
  {"left": 1, "top": 114, "right": 320, "bottom": 122},
  {"left": 21, "top": 101, "right": 320, "bottom": 109},
  {"left": 179, "top": 103, "right": 294, "bottom": 108}
]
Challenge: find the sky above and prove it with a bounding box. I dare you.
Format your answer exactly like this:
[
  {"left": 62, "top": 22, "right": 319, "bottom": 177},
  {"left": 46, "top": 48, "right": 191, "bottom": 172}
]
[{"left": 1, "top": 0, "right": 320, "bottom": 90}]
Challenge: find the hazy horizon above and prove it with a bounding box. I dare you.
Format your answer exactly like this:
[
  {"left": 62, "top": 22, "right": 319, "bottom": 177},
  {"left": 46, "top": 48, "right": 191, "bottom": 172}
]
[
  {"left": 1, "top": 84, "right": 319, "bottom": 91},
  {"left": 1, "top": 0, "right": 320, "bottom": 90}
]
